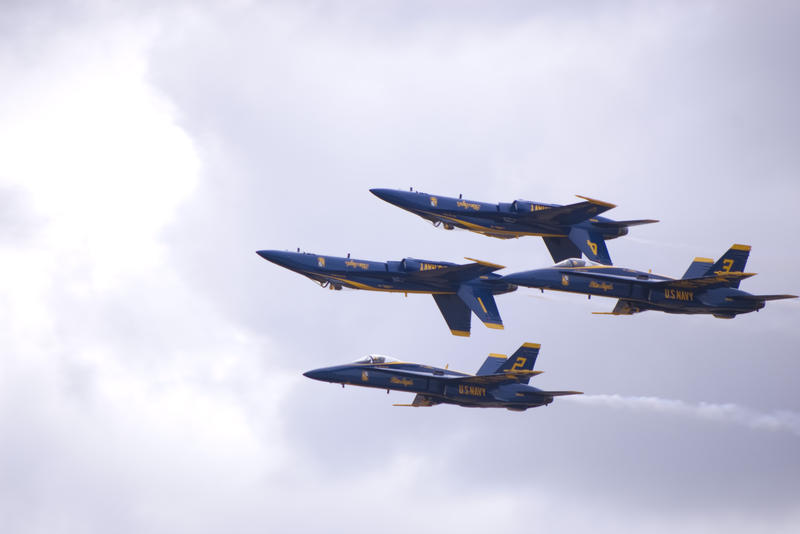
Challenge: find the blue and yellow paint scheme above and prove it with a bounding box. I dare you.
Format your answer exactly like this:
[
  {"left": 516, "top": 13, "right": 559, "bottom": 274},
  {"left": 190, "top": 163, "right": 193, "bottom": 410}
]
[
  {"left": 370, "top": 188, "right": 658, "bottom": 265},
  {"left": 256, "top": 250, "right": 517, "bottom": 336},
  {"left": 502, "top": 244, "right": 797, "bottom": 318},
  {"left": 303, "top": 342, "right": 581, "bottom": 411}
]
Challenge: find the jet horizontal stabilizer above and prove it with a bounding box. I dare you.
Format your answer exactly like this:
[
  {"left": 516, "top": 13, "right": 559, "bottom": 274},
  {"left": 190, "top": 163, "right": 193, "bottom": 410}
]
[{"left": 542, "top": 390, "right": 583, "bottom": 397}]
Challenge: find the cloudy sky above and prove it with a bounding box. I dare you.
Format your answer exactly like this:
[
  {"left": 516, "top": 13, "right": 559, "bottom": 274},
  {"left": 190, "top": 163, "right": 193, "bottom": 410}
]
[{"left": 1, "top": 1, "right": 799, "bottom": 532}]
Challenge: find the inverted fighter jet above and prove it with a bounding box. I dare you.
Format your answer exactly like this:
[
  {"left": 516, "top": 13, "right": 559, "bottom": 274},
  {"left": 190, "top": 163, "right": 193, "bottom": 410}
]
[
  {"left": 303, "top": 342, "right": 581, "bottom": 411},
  {"left": 371, "top": 188, "right": 657, "bottom": 265},
  {"left": 503, "top": 244, "right": 797, "bottom": 318},
  {"left": 256, "top": 250, "right": 516, "bottom": 336}
]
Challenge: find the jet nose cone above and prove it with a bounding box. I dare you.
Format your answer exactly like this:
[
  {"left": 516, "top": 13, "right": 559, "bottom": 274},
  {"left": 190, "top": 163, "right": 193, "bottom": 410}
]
[
  {"left": 256, "top": 249, "right": 294, "bottom": 266},
  {"left": 303, "top": 368, "right": 327, "bottom": 381},
  {"left": 370, "top": 188, "right": 409, "bottom": 206}
]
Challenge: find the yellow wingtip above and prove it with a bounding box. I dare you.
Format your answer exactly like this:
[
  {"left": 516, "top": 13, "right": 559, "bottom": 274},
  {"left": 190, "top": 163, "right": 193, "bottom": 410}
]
[
  {"left": 450, "top": 329, "right": 470, "bottom": 337},
  {"left": 731, "top": 244, "right": 751, "bottom": 251},
  {"left": 522, "top": 342, "right": 541, "bottom": 349},
  {"left": 575, "top": 195, "right": 617, "bottom": 208},
  {"left": 464, "top": 257, "right": 505, "bottom": 270},
  {"left": 485, "top": 323, "right": 504, "bottom": 330}
]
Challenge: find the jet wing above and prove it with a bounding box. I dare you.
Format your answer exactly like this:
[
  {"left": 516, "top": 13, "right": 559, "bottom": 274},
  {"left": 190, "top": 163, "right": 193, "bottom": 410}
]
[
  {"left": 451, "top": 370, "right": 544, "bottom": 385},
  {"left": 517, "top": 195, "right": 616, "bottom": 226},
  {"left": 367, "top": 366, "right": 468, "bottom": 379},
  {"left": 408, "top": 258, "right": 505, "bottom": 283},
  {"left": 662, "top": 272, "right": 757, "bottom": 289},
  {"left": 592, "top": 219, "right": 659, "bottom": 229},
  {"left": 568, "top": 269, "right": 756, "bottom": 290},
  {"left": 541, "top": 390, "right": 583, "bottom": 396}
]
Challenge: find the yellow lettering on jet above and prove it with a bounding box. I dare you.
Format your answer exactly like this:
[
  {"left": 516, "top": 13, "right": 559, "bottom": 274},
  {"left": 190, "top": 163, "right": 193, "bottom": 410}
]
[
  {"left": 589, "top": 280, "right": 614, "bottom": 292},
  {"left": 345, "top": 260, "right": 369, "bottom": 270},
  {"left": 587, "top": 240, "right": 598, "bottom": 256},
  {"left": 665, "top": 288, "right": 694, "bottom": 301},
  {"left": 456, "top": 200, "right": 481, "bottom": 211},
  {"left": 458, "top": 384, "right": 486, "bottom": 397},
  {"left": 361, "top": 371, "right": 369, "bottom": 381},
  {"left": 420, "top": 263, "right": 446, "bottom": 271},
  {"left": 390, "top": 377, "right": 413, "bottom": 387},
  {"left": 532, "top": 204, "right": 549, "bottom": 211}
]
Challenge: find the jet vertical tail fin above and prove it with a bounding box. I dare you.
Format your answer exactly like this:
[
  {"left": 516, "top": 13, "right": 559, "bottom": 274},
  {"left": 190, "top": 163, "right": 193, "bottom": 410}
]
[
  {"left": 456, "top": 285, "right": 504, "bottom": 330},
  {"left": 542, "top": 237, "right": 582, "bottom": 263},
  {"left": 432, "top": 294, "right": 472, "bottom": 337},
  {"left": 476, "top": 353, "right": 508, "bottom": 375},
  {"left": 711, "top": 244, "right": 750, "bottom": 271},
  {"left": 568, "top": 227, "right": 612, "bottom": 265},
  {"left": 709, "top": 244, "right": 751, "bottom": 288},
  {"left": 682, "top": 257, "right": 715, "bottom": 279},
  {"left": 495, "top": 342, "right": 540, "bottom": 383}
]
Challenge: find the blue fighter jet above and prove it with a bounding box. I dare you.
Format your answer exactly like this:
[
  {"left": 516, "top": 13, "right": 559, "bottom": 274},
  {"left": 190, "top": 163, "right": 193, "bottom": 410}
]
[
  {"left": 256, "top": 250, "right": 516, "bottom": 336},
  {"left": 503, "top": 244, "right": 797, "bottom": 318},
  {"left": 303, "top": 342, "right": 581, "bottom": 411},
  {"left": 371, "top": 188, "right": 657, "bottom": 265}
]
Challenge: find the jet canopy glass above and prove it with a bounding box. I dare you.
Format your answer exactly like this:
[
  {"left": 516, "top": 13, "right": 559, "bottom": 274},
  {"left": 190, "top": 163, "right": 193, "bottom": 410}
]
[
  {"left": 352, "top": 354, "right": 399, "bottom": 364},
  {"left": 553, "top": 258, "right": 602, "bottom": 268}
]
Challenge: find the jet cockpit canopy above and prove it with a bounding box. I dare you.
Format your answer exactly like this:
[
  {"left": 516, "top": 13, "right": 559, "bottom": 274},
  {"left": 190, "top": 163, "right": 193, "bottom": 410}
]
[
  {"left": 353, "top": 354, "right": 399, "bottom": 365},
  {"left": 553, "top": 258, "right": 602, "bottom": 268}
]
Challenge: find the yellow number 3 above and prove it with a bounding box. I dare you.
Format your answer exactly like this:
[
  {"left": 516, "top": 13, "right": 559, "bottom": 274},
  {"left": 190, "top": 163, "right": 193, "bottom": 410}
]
[{"left": 722, "top": 258, "right": 734, "bottom": 272}]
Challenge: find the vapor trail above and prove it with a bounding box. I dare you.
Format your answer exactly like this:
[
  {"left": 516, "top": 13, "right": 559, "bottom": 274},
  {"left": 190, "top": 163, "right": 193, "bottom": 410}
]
[{"left": 565, "top": 394, "right": 800, "bottom": 437}]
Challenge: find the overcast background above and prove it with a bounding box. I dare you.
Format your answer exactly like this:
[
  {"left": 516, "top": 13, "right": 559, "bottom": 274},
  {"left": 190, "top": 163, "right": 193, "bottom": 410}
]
[{"left": 1, "top": 1, "right": 799, "bottom": 532}]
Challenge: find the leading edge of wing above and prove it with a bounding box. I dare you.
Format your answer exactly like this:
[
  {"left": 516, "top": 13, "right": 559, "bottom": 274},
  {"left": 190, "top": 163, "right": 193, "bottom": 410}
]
[
  {"left": 517, "top": 195, "right": 617, "bottom": 226},
  {"left": 407, "top": 258, "right": 505, "bottom": 282},
  {"left": 451, "top": 370, "right": 544, "bottom": 384}
]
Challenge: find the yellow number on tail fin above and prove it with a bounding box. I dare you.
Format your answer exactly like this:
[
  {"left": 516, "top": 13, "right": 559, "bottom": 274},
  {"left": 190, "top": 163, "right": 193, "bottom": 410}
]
[
  {"left": 722, "top": 258, "right": 734, "bottom": 272},
  {"left": 510, "top": 357, "right": 527, "bottom": 372}
]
